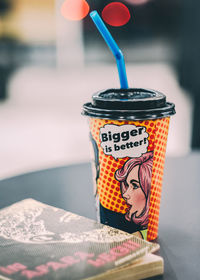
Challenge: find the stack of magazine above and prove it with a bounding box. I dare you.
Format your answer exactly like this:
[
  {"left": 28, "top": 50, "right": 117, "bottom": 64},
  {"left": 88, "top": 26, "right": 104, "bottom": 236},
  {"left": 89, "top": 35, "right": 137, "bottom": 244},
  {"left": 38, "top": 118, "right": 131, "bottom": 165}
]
[{"left": 0, "top": 199, "right": 163, "bottom": 280}]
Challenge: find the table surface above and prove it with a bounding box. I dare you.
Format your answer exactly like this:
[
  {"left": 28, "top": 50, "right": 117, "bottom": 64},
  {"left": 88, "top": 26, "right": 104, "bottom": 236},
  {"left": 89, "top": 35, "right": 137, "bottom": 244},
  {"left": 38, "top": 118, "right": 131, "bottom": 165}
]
[{"left": 0, "top": 152, "right": 200, "bottom": 280}]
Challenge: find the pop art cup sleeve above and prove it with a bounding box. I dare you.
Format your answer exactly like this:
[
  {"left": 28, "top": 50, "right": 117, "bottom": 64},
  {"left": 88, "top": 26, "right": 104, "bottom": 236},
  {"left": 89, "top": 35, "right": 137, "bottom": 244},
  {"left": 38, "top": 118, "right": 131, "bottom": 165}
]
[{"left": 83, "top": 88, "right": 175, "bottom": 241}]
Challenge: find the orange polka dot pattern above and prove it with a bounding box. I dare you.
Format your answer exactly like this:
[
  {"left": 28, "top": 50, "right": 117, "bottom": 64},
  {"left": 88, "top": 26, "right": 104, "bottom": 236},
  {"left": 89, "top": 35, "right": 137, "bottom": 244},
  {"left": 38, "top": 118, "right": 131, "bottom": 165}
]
[
  {"left": 147, "top": 117, "right": 170, "bottom": 241},
  {"left": 89, "top": 117, "right": 170, "bottom": 241}
]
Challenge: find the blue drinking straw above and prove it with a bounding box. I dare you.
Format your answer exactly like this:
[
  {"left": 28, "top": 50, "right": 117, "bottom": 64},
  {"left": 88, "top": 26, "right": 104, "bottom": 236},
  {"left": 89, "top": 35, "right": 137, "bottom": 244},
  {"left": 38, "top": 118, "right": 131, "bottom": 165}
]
[{"left": 90, "top": 11, "right": 129, "bottom": 89}]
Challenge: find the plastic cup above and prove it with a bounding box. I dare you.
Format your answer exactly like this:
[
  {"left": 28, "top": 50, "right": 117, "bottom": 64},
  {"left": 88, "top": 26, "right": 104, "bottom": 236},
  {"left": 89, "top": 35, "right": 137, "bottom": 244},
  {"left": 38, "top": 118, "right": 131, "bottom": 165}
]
[{"left": 82, "top": 88, "right": 175, "bottom": 241}]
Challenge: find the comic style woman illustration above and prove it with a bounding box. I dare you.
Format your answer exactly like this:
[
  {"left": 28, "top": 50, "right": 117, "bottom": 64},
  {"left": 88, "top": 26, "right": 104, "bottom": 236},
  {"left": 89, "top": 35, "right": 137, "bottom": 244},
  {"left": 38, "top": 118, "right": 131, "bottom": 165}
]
[{"left": 115, "top": 151, "right": 153, "bottom": 238}]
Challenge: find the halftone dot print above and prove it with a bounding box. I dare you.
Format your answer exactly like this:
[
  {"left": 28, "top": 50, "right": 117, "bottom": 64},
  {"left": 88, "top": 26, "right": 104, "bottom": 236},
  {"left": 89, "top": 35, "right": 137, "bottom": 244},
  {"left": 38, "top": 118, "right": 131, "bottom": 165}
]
[
  {"left": 89, "top": 118, "right": 157, "bottom": 215},
  {"left": 147, "top": 117, "right": 170, "bottom": 241},
  {"left": 89, "top": 117, "right": 170, "bottom": 240},
  {"left": 61, "top": 0, "right": 90, "bottom": 20},
  {"left": 102, "top": 2, "right": 131, "bottom": 27}
]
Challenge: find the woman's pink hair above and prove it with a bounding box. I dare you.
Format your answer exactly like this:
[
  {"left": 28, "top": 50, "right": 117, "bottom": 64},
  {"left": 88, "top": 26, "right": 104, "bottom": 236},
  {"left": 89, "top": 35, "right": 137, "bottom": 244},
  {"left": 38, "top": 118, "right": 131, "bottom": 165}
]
[{"left": 115, "top": 151, "right": 153, "bottom": 227}]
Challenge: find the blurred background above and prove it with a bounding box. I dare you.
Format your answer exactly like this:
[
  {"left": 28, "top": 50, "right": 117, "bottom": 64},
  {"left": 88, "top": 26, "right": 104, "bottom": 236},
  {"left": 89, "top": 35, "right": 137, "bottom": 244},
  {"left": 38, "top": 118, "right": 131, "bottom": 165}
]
[{"left": 0, "top": 0, "right": 198, "bottom": 178}]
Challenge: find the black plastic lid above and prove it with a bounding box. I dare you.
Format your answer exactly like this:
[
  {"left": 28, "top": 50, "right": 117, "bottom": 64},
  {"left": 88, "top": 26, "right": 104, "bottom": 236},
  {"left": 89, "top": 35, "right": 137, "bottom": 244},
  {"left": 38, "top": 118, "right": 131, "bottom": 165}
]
[{"left": 82, "top": 88, "right": 175, "bottom": 121}]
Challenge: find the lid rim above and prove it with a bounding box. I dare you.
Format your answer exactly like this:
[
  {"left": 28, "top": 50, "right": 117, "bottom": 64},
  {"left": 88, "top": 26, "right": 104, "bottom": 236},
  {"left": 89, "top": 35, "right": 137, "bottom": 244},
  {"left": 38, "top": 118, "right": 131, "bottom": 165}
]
[
  {"left": 82, "top": 88, "right": 176, "bottom": 120},
  {"left": 82, "top": 111, "right": 176, "bottom": 121},
  {"left": 83, "top": 102, "right": 175, "bottom": 112},
  {"left": 82, "top": 102, "right": 176, "bottom": 120}
]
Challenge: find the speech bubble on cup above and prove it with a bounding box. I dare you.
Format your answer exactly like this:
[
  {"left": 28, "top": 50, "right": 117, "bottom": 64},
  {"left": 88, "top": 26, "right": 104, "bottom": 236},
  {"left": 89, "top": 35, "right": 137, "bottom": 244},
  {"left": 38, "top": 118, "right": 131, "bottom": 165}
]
[{"left": 100, "top": 124, "right": 149, "bottom": 159}]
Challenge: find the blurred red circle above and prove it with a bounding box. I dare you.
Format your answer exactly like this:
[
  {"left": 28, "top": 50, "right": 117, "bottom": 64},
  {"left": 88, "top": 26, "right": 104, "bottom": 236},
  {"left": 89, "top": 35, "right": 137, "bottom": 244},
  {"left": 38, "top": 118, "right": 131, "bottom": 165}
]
[
  {"left": 61, "top": 0, "right": 90, "bottom": 21},
  {"left": 102, "top": 2, "right": 131, "bottom": 27}
]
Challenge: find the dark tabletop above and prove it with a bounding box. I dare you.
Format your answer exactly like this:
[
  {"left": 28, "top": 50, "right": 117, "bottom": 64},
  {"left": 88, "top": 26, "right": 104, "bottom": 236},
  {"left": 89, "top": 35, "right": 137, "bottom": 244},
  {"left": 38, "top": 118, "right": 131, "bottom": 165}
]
[{"left": 0, "top": 152, "right": 200, "bottom": 280}]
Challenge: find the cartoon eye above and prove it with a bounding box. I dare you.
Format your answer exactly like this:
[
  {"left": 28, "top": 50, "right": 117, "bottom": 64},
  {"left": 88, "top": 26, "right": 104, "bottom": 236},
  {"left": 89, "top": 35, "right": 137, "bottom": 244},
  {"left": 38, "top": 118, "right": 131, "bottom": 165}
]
[{"left": 132, "top": 183, "right": 139, "bottom": 190}]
